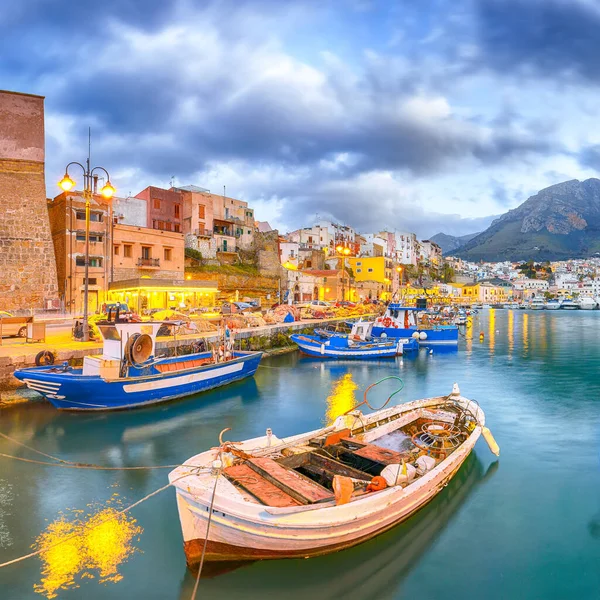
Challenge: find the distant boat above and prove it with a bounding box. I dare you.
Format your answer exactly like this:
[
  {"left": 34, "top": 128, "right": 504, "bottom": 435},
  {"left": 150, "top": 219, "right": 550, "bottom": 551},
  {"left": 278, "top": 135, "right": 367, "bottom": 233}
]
[
  {"left": 560, "top": 299, "right": 580, "bottom": 310},
  {"left": 579, "top": 297, "right": 598, "bottom": 310},
  {"left": 169, "top": 383, "right": 499, "bottom": 568},
  {"left": 529, "top": 297, "right": 546, "bottom": 310},
  {"left": 13, "top": 321, "right": 262, "bottom": 410},
  {"left": 544, "top": 299, "right": 561, "bottom": 310},
  {"left": 371, "top": 304, "right": 459, "bottom": 346}
]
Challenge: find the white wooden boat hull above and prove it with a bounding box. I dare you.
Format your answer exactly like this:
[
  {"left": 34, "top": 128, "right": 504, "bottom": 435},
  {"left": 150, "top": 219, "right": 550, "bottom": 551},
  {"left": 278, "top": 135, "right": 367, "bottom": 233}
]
[{"left": 170, "top": 395, "right": 484, "bottom": 566}]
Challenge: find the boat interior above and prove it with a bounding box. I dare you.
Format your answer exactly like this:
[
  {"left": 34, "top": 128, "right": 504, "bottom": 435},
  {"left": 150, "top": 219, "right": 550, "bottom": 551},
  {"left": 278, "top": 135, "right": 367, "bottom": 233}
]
[{"left": 222, "top": 402, "right": 476, "bottom": 508}]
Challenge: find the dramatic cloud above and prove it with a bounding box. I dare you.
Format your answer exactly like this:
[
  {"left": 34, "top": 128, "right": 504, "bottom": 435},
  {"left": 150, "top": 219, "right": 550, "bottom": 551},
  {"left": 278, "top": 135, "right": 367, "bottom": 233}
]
[{"left": 2, "top": 0, "right": 599, "bottom": 236}]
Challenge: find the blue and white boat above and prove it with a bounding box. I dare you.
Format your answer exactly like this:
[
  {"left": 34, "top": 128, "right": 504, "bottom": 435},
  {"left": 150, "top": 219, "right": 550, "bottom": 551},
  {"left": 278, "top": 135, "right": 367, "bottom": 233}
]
[
  {"left": 291, "top": 321, "right": 400, "bottom": 359},
  {"left": 371, "top": 304, "right": 459, "bottom": 346},
  {"left": 13, "top": 321, "right": 262, "bottom": 411}
]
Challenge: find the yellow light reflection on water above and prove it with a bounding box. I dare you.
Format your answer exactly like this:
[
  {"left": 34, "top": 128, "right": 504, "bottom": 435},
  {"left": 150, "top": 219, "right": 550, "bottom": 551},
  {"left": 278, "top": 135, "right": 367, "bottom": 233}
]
[
  {"left": 465, "top": 316, "right": 473, "bottom": 353},
  {"left": 508, "top": 310, "right": 514, "bottom": 355},
  {"left": 488, "top": 308, "right": 495, "bottom": 354},
  {"left": 326, "top": 373, "right": 358, "bottom": 424},
  {"left": 523, "top": 313, "right": 529, "bottom": 352},
  {"left": 34, "top": 496, "right": 142, "bottom": 599}
]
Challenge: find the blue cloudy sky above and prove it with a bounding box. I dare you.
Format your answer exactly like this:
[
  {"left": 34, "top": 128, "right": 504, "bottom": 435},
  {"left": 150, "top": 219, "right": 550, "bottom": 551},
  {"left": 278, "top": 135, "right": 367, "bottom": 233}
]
[{"left": 3, "top": 0, "right": 600, "bottom": 237}]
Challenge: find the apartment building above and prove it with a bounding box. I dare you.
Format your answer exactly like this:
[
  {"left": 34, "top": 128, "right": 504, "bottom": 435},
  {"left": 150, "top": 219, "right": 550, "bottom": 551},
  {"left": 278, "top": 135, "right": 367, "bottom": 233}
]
[{"left": 135, "top": 186, "right": 182, "bottom": 232}]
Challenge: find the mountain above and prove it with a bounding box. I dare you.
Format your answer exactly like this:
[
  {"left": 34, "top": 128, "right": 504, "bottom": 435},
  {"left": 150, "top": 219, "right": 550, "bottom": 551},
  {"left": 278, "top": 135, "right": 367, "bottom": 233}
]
[
  {"left": 455, "top": 178, "right": 600, "bottom": 262},
  {"left": 430, "top": 232, "right": 481, "bottom": 255}
]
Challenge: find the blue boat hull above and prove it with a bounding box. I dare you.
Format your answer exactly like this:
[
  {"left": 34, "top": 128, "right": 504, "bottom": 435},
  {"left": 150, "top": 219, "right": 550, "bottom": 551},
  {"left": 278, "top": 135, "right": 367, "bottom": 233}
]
[
  {"left": 13, "top": 351, "right": 262, "bottom": 411},
  {"left": 290, "top": 334, "right": 398, "bottom": 359},
  {"left": 371, "top": 326, "right": 458, "bottom": 345}
]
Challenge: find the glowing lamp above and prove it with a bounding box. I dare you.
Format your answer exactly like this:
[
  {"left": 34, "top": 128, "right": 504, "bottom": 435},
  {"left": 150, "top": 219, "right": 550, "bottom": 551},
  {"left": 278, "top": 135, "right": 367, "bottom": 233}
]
[
  {"left": 343, "top": 248, "right": 350, "bottom": 255},
  {"left": 58, "top": 174, "right": 75, "bottom": 191},
  {"left": 336, "top": 245, "right": 343, "bottom": 253},
  {"left": 100, "top": 181, "right": 116, "bottom": 198}
]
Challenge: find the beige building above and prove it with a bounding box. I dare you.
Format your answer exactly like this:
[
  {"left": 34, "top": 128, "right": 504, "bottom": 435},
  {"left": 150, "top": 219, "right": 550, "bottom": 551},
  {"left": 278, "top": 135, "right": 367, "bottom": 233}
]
[
  {"left": 112, "top": 224, "right": 184, "bottom": 281},
  {"left": 48, "top": 190, "right": 112, "bottom": 313},
  {"left": 0, "top": 89, "right": 58, "bottom": 310}
]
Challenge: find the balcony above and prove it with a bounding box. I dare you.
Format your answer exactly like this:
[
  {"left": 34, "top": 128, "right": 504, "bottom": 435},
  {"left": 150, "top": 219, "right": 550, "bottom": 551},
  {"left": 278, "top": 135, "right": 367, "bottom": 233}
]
[
  {"left": 137, "top": 257, "right": 160, "bottom": 267},
  {"left": 194, "top": 228, "right": 213, "bottom": 237}
]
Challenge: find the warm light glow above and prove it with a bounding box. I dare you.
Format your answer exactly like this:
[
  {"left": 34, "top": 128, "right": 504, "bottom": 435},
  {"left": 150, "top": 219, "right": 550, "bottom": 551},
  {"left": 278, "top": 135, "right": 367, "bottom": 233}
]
[
  {"left": 186, "top": 275, "right": 192, "bottom": 280},
  {"left": 58, "top": 174, "right": 75, "bottom": 192},
  {"left": 336, "top": 245, "right": 343, "bottom": 253},
  {"left": 326, "top": 288, "right": 330, "bottom": 292},
  {"left": 326, "top": 373, "right": 358, "bottom": 424},
  {"left": 343, "top": 247, "right": 350, "bottom": 255},
  {"left": 100, "top": 181, "right": 116, "bottom": 199},
  {"left": 396, "top": 266, "right": 403, "bottom": 272}
]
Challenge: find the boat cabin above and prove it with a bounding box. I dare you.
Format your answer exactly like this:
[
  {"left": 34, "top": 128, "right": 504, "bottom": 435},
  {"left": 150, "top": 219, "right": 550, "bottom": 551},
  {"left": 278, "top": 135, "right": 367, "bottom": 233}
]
[{"left": 376, "top": 305, "right": 420, "bottom": 329}]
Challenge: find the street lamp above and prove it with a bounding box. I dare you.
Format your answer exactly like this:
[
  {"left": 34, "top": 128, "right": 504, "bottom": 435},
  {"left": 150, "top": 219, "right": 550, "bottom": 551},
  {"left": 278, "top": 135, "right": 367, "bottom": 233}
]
[
  {"left": 59, "top": 161, "right": 115, "bottom": 342},
  {"left": 335, "top": 244, "right": 352, "bottom": 301}
]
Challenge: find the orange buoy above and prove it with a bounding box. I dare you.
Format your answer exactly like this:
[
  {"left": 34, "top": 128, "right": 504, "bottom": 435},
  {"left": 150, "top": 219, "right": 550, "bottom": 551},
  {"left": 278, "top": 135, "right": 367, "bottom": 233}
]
[
  {"left": 366, "top": 475, "right": 388, "bottom": 493},
  {"left": 479, "top": 331, "right": 485, "bottom": 340}
]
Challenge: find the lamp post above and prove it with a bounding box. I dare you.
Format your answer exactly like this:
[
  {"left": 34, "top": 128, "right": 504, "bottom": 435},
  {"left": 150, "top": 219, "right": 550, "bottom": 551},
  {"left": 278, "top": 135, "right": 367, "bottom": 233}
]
[
  {"left": 335, "top": 244, "right": 351, "bottom": 302},
  {"left": 59, "top": 162, "right": 115, "bottom": 342}
]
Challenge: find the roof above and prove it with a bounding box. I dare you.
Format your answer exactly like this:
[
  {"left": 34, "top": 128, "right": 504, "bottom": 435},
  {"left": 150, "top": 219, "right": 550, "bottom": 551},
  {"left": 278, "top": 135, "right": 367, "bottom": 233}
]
[
  {"left": 174, "top": 185, "right": 210, "bottom": 193},
  {"left": 256, "top": 221, "right": 273, "bottom": 232}
]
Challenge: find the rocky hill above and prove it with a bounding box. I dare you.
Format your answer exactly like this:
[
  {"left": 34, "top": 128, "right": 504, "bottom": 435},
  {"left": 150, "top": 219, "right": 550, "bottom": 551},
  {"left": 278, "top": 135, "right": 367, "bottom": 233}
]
[
  {"left": 430, "top": 232, "right": 480, "bottom": 255},
  {"left": 455, "top": 179, "right": 600, "bottom": 261}
]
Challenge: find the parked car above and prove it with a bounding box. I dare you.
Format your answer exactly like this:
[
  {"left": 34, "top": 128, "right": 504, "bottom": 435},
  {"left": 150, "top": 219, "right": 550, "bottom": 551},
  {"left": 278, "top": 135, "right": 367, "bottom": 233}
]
[
  {"left": 221, "top": 301, "right": 262, "bottom": 315},
  {"left": 0, "top": 311, "right": 30, "bottom": 338},
  {"left": 335, "top": 301, "right": 356, "bottom": 308}
]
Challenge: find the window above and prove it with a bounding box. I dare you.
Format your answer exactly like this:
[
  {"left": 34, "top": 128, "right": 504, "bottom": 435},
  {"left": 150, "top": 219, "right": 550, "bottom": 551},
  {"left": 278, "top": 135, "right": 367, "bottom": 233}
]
[
  {"left": 174, "top": 224, "right": 180, "bottom": 233},
  {"left": 153, "top": 220, "right": 158, "bottom": 229},
  {"left": 90, "top": 213, "right": 103, "bottom": 222},
  {"left": 357, "top": 268, "right": 362, "bottom": 273},
  {"left": 76, "top": 211, "right": 85, "bottom": 220},
  {"left": 306, "top": 260, "right": 312, "bottom": 268},
  {"left": 142, "top": 246, "right": 151, "bottom": 260},
  {"left": 153, "top": 198, "right": 161, "bottom": 209},
  {"left": 198, "top": 205, "right": 205, "bottom": 219},
  {"left": 165, "top": 222, "right": 172, "bottom": 231},
  {"left": 124, "top": 245, "right": 132, "bottom": 258},
  {"left": 247, "top": 229, "right": 251, "bottom": 234},
  {"left": 75, "top": 256, "right": 102, "bottom": 267},
  {"left": 114, "top": 245, "right": 119, "bottom": 256},
  {"left": 84, "top": 278, "right": 97, "bottom": 285},
  {"left": 158, "top": 220, "right": 165, "bottom": 230},
  {"left": 174, "top": 204, "right": 180, "bottom": 217},
  {"left": 164, "top": 248, "right": 172, "bottom": 261},
  {"left": 356, "top": 261, "right": 362, "bottom": 266},
  {"left": 76, "top": 233, "right": 103, "bottom": 243},
  {"left": 368, "top": 268, "right": 373, "bottom": 273}
]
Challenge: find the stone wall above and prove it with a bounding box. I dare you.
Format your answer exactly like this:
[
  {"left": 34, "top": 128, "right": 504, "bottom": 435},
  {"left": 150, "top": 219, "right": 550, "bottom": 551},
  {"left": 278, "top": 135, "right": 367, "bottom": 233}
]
[
  {"left": 113, "top": 268, "right": 182, "bottom": 281},
  {"left": 0, "top": 91, "right": 58, "bottom": 311}
]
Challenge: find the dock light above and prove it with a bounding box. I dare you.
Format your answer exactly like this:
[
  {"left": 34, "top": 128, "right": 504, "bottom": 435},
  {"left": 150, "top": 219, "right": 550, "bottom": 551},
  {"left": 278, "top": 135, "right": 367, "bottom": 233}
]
[
  {"left": 100, "top": 181, "right": 116, "bottom": 199},
  {"left": 397, "top": 266, "right": 402, "bottom": 272},
  {"left": 343, "top": 247, "right": 350, "bottom": 255},
  {"left": 336, "top": 245, "right": 344, "bottom": 253},
  {"left": 58, "top": 173, "right": 75, "bottom": 191}
]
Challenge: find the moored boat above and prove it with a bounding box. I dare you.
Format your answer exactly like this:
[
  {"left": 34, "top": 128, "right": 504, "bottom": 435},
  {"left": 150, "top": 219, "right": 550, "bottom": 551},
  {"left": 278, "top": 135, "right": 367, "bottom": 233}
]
[
  {"left": 544, "top": 299, "right": 561, "bottom": 310},
  {"left": 579, "top": 297, "right": 598, "bottom": 310},
  {"left": 529, "top": 297, "right": 546, "bottom": 310},
  {"left": 560, "top": 298, "right": 579, "bottom": 310},
  {"left": 169, "top": 382, "right": 499, "bottom": 568},
  {"left": 13, "top": 320, "right": 262, "bottom": 410},
  {"left": 371, "top": 304, "right": 459, "bottom": 346}
]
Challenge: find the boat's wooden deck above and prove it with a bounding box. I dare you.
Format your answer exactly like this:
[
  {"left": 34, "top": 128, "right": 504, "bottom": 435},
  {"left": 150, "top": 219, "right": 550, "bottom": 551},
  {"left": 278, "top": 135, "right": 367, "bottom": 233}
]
[{"left": 155, "top": 358, "right": 213, "bottom": 373}]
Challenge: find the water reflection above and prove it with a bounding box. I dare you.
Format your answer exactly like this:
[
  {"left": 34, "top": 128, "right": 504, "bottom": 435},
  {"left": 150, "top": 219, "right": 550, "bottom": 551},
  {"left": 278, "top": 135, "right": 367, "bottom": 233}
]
[
  {"left": 507, "top": 310, "right": 514, "bottom": 357},
  {"left": 522, "top": 313, "right": 529, "bottom": 354},
  {"left": 34, "top": 496, "right": 142, "bottom": 598},
  {"left": 178, "top": 454, "right": 498, "bottom": 600},
  {"left": 325, "top": 373, "right": 358, "bottom": 424},
  {"left": 488, "top": 309, "right": 495, "bottom": 355}
]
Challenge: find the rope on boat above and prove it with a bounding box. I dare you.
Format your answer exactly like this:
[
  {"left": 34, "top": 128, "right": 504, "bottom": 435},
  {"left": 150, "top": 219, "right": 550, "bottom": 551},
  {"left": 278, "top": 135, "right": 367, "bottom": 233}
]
[
  {"left": 343, "top": 375, "right": 404, "bottom": 415},
  {"left": 0, "top": 430, "right": 199, "bottom": 470},
  {"left": 190, "top": 431, "right": 227, "bottom": 600}
]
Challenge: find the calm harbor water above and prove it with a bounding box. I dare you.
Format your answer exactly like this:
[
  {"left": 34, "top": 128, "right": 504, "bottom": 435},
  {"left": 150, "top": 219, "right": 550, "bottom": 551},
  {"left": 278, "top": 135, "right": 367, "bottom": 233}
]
[{"left": 2, "top": 309, "right": 600, "bottom": 599}]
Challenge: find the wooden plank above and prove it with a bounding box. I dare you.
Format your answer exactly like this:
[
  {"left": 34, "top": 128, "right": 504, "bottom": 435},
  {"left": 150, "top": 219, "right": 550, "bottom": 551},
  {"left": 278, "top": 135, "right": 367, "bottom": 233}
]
[
  {"left": 352, "top": 444, "right": 406, "bottom": 466},
  {"left": 223, "top": 464, "right": 301, "bottom": 508},
  {"left": 323, "top": 428, "right": 351, "bottom": 447},
  {"left": 310, "top": 452, "right": 373, "bottom": 481},
  {"left": 247, "top": 457, "right": 333, "bottom": 505}
]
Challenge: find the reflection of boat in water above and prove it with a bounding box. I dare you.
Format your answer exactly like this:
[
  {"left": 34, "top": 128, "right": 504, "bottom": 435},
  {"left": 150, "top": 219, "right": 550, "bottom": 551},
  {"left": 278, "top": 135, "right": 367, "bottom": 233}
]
[{"left": 178, "top": 454, "right": 498, "bottom": 598}]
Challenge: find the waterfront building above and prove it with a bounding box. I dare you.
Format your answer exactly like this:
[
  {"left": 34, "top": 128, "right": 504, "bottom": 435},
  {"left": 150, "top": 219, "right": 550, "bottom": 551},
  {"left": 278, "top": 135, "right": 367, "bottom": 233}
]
[
  {"left": 460, "top": 279, "right": 514, "bottom": 304},
  {"left": 395, "top": 232, "right": 418, "bottom": 265},
  {"left": 48, "top": 190, "right": 112, "bottom": 314},
  {"left": 0, "top": 89, "right": 58, "bottom": 310},
  {"left": 135, "top": 186, "right": 183, "bottom": 232},
  {"left": 287, "top": 269, "right": 354, "bottom": 303},
  {"left": 106, "top": 277, "right": 218, "bottom": 313},
  {"left": 418, "top": 240, "right": 443, "bottom": 267},
  {"left": 347, "top": 256, "right": 393, "bottom": 300},
  {"left": 513, "top": 278, "right": 549, "bottom": 300}
]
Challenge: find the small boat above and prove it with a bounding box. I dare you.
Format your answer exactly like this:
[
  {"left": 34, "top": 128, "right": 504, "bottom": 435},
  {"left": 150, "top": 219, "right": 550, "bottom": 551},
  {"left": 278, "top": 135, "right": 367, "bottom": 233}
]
[
  {"left": 544, "top": 299, "right": 561, "bottom": 310},
  {"left": 579, "top": 297, "right": 597, "bottom": 310},
  {"left": 560, "top": 298, "right": 579, "bottom": 310},
  {"left": 372, "top": 304, "right": 458, "bottom": 346},
  {"left": 169, "top": 382, "right": 499, "bottom": 568},
  {"left": 13, "top": 320, "right": 262, "bottom": 410},
  {"left": 529, "top": 297, "right": 546, "bottom": 310},
  {"left": 290, "top": 321, "right": 400, "bottom": 359}
]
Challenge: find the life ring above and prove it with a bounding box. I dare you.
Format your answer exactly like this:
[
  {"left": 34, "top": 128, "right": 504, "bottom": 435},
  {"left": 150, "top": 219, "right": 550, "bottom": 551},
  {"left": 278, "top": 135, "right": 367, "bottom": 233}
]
[
  {"left": 366, "top": 476, "right": 388, "bottom": 492},
  {"left": 35, "top": 350, "right": 55, "bottom": 366},
  {"left": 382, "top": 317, "right": 392, "bottom": 327}
]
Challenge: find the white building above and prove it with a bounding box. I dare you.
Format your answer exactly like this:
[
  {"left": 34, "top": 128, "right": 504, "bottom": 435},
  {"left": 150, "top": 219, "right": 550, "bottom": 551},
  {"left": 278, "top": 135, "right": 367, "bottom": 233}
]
[
  {"left": 395, "top": 232, "right": 418, "bottom": 265},
  {"left": 279, "top": 241, "right": 300, "bottom": 268}
]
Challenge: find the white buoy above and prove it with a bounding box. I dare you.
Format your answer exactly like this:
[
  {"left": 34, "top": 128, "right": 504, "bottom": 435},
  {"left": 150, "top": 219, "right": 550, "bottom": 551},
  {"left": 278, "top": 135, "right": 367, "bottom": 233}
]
[
  {"left": 419, "top": 331, "right": 427, "bottom": 340},
  {"left": 411, "top": 332, "right": 420, "bottom": 339},
  {"left": 429, "top": 349, "right": 433, "bottom": 355}
]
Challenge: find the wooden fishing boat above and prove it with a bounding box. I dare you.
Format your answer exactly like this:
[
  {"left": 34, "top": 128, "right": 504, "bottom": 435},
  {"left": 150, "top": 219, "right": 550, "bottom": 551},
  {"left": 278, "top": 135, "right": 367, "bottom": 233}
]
[{"left": 169, "top": 381, "right": 499, "bottom": 568}]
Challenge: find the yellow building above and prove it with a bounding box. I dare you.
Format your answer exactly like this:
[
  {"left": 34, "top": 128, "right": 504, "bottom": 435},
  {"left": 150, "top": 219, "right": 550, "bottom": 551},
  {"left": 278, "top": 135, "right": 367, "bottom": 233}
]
[{"left": 347, "top": 256, "right": 393, "bottom": 299}]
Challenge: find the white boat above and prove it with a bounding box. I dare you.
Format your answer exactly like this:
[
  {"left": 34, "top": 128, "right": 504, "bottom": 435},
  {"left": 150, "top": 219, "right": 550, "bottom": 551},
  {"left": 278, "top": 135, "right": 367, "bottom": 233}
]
[
  {"left": 529, "top": 297, "right": 546, "bottom": 310},
  {"left": 169, "top": 383, "right": 499, "bottom": 568},
  {"left": 544, "top": 300, "right": 561, "bottom": 310},
  {"left": 579, "top": 297, "right": 597, "bottom": 310},
  {"left": 561, "top": 299, "right": 580, "bottom": 310}
]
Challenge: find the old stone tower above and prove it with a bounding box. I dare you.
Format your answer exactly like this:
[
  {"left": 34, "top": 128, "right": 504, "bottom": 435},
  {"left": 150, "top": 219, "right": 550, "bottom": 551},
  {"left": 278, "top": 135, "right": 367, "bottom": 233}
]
[{"left": 0, "top": 90, "right": 58, "bottom": 311}]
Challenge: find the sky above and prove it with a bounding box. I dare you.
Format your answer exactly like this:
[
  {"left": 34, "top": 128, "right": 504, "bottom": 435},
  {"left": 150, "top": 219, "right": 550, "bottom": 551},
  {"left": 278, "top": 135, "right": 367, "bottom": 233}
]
[{"left": 3, "top": 0, "right": 600, "bottom": 238}]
